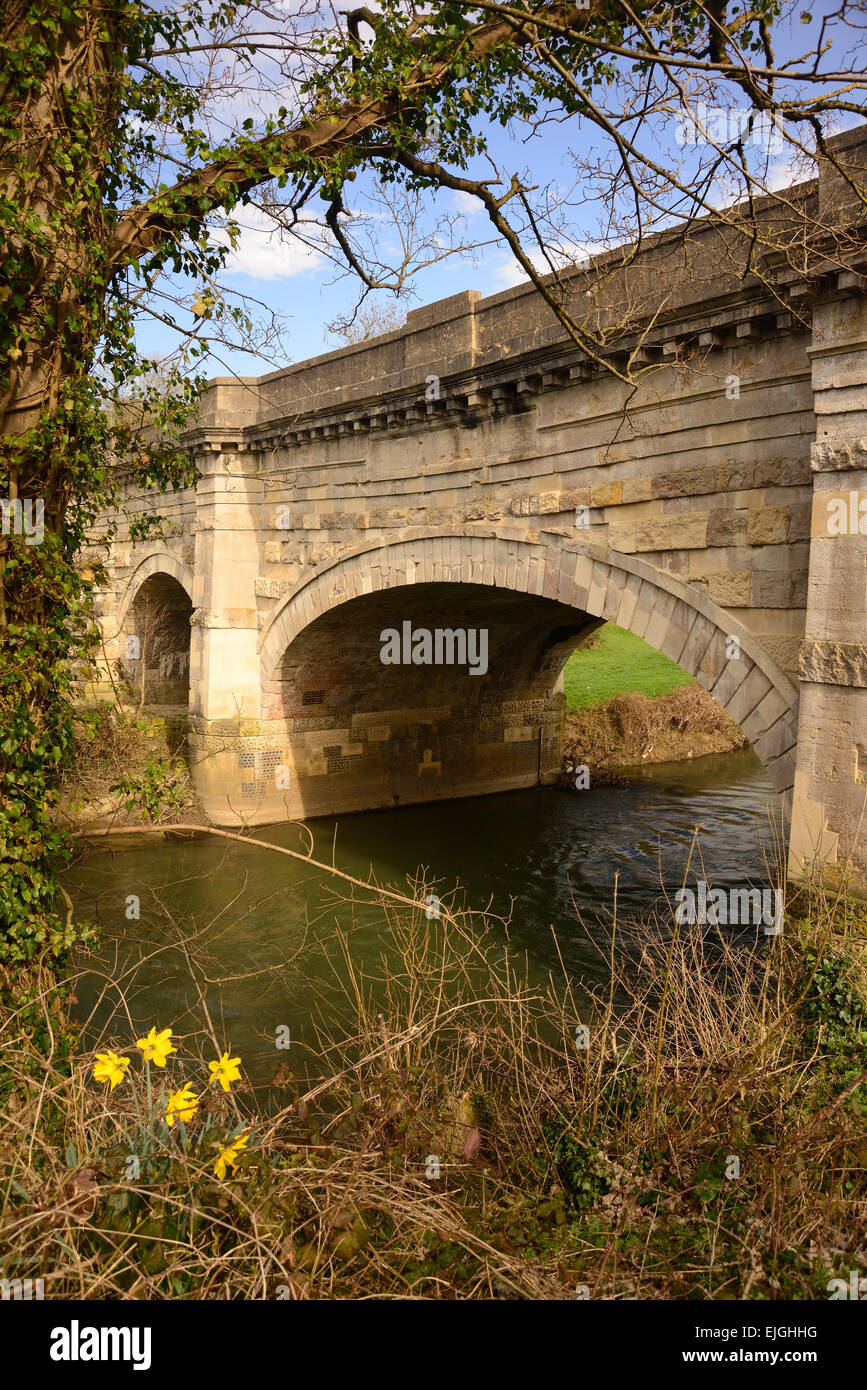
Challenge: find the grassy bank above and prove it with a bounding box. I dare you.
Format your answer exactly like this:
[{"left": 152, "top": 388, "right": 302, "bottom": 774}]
[
  {"left": 2, "top": 870, "right": 864, "bottom": 1300},
  {"left": 562, "top": 625, "right": 747, "bottom": 779},
  {"left": 564, "top": 624, "right": 694, "bottom": 712}
]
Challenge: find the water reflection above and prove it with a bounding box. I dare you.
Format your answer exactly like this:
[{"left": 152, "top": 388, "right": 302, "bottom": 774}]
[{"left": 66, "top": 746, "right": 782, "bottom": 1095}]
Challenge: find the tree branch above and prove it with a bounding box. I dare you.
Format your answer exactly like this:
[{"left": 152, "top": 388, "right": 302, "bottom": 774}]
[{"left": 108, "top": 2, "right": 602, "bottom": 269}]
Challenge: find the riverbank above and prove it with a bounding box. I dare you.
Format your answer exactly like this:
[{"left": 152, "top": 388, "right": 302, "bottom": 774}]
[
  {"left": 55, "top": 704, "right": 204, "bottom": 830},
  {"left": 13, "top": 681, "right": 866, "bottom": 1300},
  {"left": 13, "top": 627, "right": 859, "bottom": 1301},
  {"left": 560, "top": 622, "right": 747, "bottom": 784},
  {"left": 562, "top": 683, "right": 748, "bottom": 785},
  {"left": 2, "top": 877, "right": 864, "bottom": 1300}
]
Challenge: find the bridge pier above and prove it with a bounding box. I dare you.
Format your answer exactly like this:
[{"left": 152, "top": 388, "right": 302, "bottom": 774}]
[
  {"left": 789, "top": 291, "right": 867, "bottom": 892},
  {"left": 186, "top": 450, "right": 278, "bottom": 821},
  {"left": 189, "top": 452, "right": 263, "bottom": 724}
]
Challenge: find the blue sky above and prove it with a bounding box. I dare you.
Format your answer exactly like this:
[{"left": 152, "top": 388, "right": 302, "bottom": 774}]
[{"left": 131, "top": 0, "right": 860, "bottom": 381}]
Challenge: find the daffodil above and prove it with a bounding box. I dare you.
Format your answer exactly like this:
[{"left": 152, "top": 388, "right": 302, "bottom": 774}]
[
  {"left": 213, "top": 1132, "right": 249, "bottom": 1180},
  {"left": 208, "top": 1051, "right": 242, "bottom": 1092},
  {"left": 136, "top": 1026, "right": 176, "bottom": 1067},
  {"left": 92, "top": 1051, "right": 130, "bottom": 1091},
  {"left": 165, "top": 1083, "right": 199, "bottom": 1128}
]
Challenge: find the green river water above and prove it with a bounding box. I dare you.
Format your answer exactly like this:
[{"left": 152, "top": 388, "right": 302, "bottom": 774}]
[{"left": 65, "top": 746, "right": 782, "bottom": 1100}]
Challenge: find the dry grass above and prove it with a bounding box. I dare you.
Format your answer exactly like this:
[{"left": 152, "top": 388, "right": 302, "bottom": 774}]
[
  {"left": 54, "top": 705, "right": 201, "bottom": 830},
  {"left": 1, "top": 853, "right": 865, "bottom": 1300},
  {"left": 563, "top": 684, "right": 748, "bottom": 784}
]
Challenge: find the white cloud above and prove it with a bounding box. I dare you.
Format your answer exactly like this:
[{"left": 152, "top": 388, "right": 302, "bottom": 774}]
[
  {"left": 212, "top": 206, "right": 324, "bottom": 281},
  {"left": 451, "top": 190, "right": 484, "bottom": 218}
]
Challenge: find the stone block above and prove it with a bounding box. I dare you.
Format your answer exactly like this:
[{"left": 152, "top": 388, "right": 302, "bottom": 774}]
[
  {"left": 706, "top": 509, "right": 748, "bottom": 546},
  {"left": 644, "top": 591, "right": 679, "bottom": 651},
  {"left": 747, "top": 505, "right": 789, "bottom": 545},
  {"left": 787, "top": 501, "right": 812, "bottom": 542},
  {"left": 706, "top": 570, "right": 752, "bottom": 607},
  {"left": 590, "top": 480, "right": 622, "bottom": 507},
  {"left": 759, "top": 634, "right": 802, "bottom": 678},
  {"left": 752, "top": 570, "right": 808, "bottom": 608},
  {"left": 689, "top": 625, "right": 727, "bottom": 694},
  {"left": 608, "top": 520, "right": 639, "bottom": 553},
  {"left": 620, "top": 476, "right": 654, "bottom": 504},
  {"left": 711, "top": 654, "right": 756, "bottom": 714},
  {"left": 632, "top": 516, "right": 671, "bottom": 552},
  {"left": 587, "top": 560, "right": 610, "bottom": 616},
  {"left": 614, "top": 572, "right": 643, "bottom": 631},
  {"left": 727, "top": 665, "right": 773, "bottom": 726},
  {"left": 751, "top": 713, "right": 797, "bottom": 765}
]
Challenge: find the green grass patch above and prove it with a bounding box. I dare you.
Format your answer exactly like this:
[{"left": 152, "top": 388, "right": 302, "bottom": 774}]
[{"left": 563, "top": 622, "right": 694, "bottom": 712}]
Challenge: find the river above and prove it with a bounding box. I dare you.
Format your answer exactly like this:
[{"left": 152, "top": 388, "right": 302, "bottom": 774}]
[{"left": 65, "top": 746, "right": 782, "bottom": 1099}]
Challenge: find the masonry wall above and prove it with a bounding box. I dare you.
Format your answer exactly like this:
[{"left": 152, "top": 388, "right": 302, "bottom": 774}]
[
  {"left": 91, "top": 127, "right": 867, "bottom": 890},
  {"left": 189, "top": 583, "right": 596, "bottom": 821},
  {"left": 244, "top": 322, "right": 812, "bottom": 689}
]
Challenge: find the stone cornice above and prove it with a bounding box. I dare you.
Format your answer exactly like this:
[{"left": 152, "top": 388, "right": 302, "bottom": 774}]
[
  {"left": 179, "top": 295, "right": 820, "bottom": 456},
  {"left": 174, "top": 227, "right": 867, "bottom": 458}
]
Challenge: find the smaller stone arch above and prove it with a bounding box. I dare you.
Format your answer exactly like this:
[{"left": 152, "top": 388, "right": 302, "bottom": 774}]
[
  {"left": 116, "top": 551, "right": 195, "bottom": 710},
  {"left": 116, "top": 551, "right": 195, "bottom": 633}
]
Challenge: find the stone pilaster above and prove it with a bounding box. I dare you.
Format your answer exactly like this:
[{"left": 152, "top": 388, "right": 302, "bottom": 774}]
[
  {"left": 789, "top": 292, "right": 867, "bottom": 891},
  {"left": 188, "top": 444, "right": 268, "bottom": 819}
]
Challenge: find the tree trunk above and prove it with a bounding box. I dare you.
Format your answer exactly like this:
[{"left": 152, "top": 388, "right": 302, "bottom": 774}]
[{"left": 0, "top": 2, "right": 124, "bottom": 622}]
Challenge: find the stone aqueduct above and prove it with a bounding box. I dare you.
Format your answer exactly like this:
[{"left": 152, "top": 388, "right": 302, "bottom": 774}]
[{"left": 90, "top": 129, "right": 867, "bottom": 890}]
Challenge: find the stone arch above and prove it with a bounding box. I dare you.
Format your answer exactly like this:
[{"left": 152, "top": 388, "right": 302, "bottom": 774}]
[
  {"left": 116, "top": 550, "right": 195, "bottom": 632},
  {"left": 116, "top": 551, "right": 195, "bottom": 709},
  {"left": 258, "top": 528, "right": 799, "bottom": 797}
]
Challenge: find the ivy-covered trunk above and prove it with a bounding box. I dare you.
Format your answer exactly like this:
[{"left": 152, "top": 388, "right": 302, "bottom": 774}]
[{"left": 0, "top": 3, "right": 124, "bottom": 959}]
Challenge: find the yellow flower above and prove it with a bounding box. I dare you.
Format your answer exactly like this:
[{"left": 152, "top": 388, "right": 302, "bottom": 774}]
[
  {"left": 92, "top": 1051, "right": 130, "bottom": 1091},
  {"left": 208, "top": 1051, "right": 243, "bottom": 1093},
  {"left": 165, "top": 1083, "right": 199, "bottom": 1128},
  {"left": 213, "top": 1132, "right": 249, "bottom": 1180},
  {"left": 136, "top": 1026, "right": 176, "bottom": 1067}
]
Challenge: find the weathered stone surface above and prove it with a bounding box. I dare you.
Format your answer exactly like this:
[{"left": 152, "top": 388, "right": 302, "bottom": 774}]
[
  {"left": 752, "top": 571, "right": 808, "bottom": 608},
  {"left": 760, "top": 634, "right": 801, "bottom": 680},
  {"left": 609, "top": 512, "right": 708, "bottom": 553},
  {"left": 707, "top": 509, "right": 748, "bottom": 546},
  {"left": 590, "top": 481, "right": 622, "bottom": 507},
  {"left": 751, "top": 714, "right": 797, "bottom": 765},
  {"left": 92, "top": 126, "right": 867, "bottom": 889},
  {"left": 799, "top": 639, "right": 867, "bottom": 688},
  {"left": 787, "top": 501, "right": 812, "bottom": 542},
  {"left": 747, "top": 506, "right": 789, "bottom": 546},
  {"left": 812, "top": 437, "right": 867, "bottom": 472},
  {"left": 706, "top": 570, "right": 752, "bottom": 607}
]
